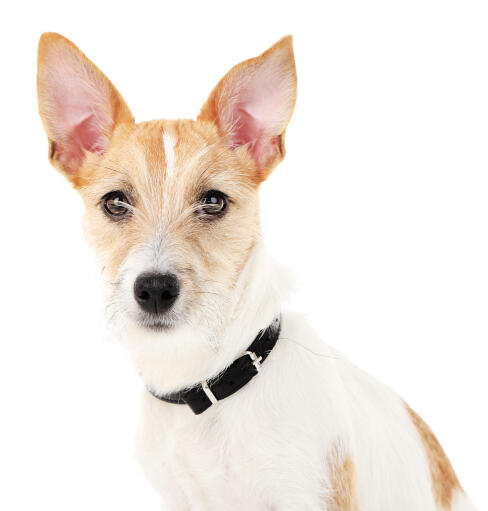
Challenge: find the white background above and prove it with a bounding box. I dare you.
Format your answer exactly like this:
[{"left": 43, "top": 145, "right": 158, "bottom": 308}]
[{"left": 1, "top": 1, "right": 487, "bottom": 509}]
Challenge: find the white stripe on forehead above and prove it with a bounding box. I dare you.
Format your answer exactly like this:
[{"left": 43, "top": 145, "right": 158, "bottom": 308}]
[{"left": 163, "top": 131, "right": 177, "bottom": 178}]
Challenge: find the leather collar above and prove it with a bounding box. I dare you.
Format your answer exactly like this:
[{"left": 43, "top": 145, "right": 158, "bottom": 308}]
[{"left": 148, "top": 316, "right": 281, "bottom": 415}]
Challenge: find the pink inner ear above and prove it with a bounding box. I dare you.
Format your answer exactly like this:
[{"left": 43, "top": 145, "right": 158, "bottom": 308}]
[
  {"left": 42, "top": 51, "right": 113, "bottom": 173},
  {"left": 230, "top": 106, "right": 279, "bottom": 167},
  {"left": 223, "top": 57, "right": 293, "bottom": 168},
  {"left": 56, "top": 113, "right": 108, "bottom": 170}
]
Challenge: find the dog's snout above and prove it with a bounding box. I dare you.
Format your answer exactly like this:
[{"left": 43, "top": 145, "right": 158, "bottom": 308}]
[{"left": 134, "top": 273, "right": 179, "bottom": 314}]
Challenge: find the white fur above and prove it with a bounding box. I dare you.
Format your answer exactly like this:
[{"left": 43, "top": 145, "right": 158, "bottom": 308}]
[
  {"left": 110, "top": 245, "right": 476, "bottom": 510},
  {"left": 451, "top": 491, "right": 478, "bottom": 511},
  {"left": 163, "top": 132, "right": 177, "bottom": 178}
]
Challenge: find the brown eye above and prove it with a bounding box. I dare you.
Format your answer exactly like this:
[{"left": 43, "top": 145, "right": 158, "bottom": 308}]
[
  {"left": 199, "top": 190, "right": 228, "bottom": 217},
  {"left": 102, "top": 191, "right": 131, "bottom": 219}
]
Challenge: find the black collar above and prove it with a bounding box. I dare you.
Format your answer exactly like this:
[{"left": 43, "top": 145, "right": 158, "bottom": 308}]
[{"left": 148, "top": 316, "right": 281, "bottom": 415}]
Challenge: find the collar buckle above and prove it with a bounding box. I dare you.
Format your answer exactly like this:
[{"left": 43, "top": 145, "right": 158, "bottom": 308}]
[
  {"left": 148, "top": 316, "right": 281, "bottom": 415},
  {"left": 201, "top": 380, "right": 218, "bottom": 405},
  {"left": 243, "top": 350, "right": 263, "bottom": 373}
]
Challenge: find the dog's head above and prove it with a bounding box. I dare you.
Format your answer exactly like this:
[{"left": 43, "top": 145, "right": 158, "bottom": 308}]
[{"left": 37, "top": 33, "right": 296, "bottom": 380}]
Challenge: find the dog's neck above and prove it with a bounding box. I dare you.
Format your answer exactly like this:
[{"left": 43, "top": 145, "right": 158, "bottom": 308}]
[{"left": 115, "top": 244, "right": 290, "bottom": 396}]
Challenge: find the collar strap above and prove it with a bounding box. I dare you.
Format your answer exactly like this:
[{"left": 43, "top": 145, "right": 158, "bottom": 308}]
[{"left": 148, "top": 316, "right": 281, "bottom": 415}]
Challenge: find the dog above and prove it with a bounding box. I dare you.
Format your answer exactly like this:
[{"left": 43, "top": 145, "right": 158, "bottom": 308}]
[{"left": 37, "top": 32, "right": 477, "bottom": 511}]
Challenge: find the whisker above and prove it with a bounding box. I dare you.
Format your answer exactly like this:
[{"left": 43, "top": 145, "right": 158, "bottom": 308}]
[
  {"left": 280, "top": 337, "right": 341, "bottom": 360},
  {"left": 193, "top": 291, "right": 225, "bottom": 298},
  {"left": 104, "top": 158, "right": 133, "bottom": 174},
  {"left": 198, "top": 149, "right": 230, "bottom": 182},
  {"left": 90, "top": 162, "right": 130, "bottom": 177},
  {"left": 200, "top": 279, "right": 229, "bottom": 288}
]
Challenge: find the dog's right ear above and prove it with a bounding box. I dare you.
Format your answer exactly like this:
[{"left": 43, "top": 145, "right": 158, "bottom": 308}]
[{"left": 37, "top": 33, "right": 133, "bottom": 185}]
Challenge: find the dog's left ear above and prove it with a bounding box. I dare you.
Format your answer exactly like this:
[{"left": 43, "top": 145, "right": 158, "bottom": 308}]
[{"left": 198, "top": 36, "right": 297, "bottom": 182}]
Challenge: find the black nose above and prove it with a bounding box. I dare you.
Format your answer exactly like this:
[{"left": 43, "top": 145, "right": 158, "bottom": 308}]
[{"left": 133, "top": 273, "right": 179, "bottom": 314}]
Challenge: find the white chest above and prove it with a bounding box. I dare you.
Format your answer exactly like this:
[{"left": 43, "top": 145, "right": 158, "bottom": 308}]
[{"left": 135, "top": 378, "right": 333, "bottom": 511}]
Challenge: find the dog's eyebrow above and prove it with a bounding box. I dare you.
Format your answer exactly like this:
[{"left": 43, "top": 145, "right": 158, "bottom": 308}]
[
  {"left": 89, "top": 161, "right": 131, "bottom": 179},
  {"left": 197, "top": 148, "right": 231, "bottom": 183},
  {"left": 102, "top": 159, "right": 132, "bottom": 177},
  {"left": 93, "top": 180, "right": 136, "bottom": 209}
]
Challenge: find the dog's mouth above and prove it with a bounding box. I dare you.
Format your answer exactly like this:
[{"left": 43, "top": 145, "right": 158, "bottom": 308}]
[
  {"left": 136, "top": 311, "right": 179, "bottom": 331},
  {"left": 142, "top": 321, "right": 174, "bottom": 332}
]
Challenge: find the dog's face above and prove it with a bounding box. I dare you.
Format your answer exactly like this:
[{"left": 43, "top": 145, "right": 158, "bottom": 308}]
[
  {"left": 78, "top": 120, "right": 263, "bottom": 333},
  {"left": 37, "top": 33, "right": 296, "bottom": 339}
]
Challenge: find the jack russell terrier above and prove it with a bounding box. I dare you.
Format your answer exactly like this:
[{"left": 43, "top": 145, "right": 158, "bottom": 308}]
[{"left": 37, "top": 32, "right": 477, "bottom": 511}]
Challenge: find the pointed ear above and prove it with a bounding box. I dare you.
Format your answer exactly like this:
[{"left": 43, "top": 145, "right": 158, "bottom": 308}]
[
  {"left": 37, "top": 33, "right": 134, "bottom": 183},
  {"left": 198, "top": 36, "right": 297, "bottom": 182}
]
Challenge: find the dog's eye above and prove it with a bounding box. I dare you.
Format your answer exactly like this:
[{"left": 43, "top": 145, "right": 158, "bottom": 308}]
[
  {"left": 198, "top": 190, "right": 228, "bottom": 217},
  {"left": 102, "top": 191, "right": 131, "bottom": 219}
]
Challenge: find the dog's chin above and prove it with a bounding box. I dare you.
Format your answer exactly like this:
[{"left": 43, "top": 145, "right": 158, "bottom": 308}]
[
  {"left": 140, "top": 319, "right": 176, "bottom": 332},
  {"left": 118, "top": 306, "right": 182, "bottom": 333},
  {"left": 137, "top": 313, "right": 179, "bottom": 332}
]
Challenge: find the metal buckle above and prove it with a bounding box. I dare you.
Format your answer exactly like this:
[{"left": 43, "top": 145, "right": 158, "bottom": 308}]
[
  {"left": 244, "top": 351, "right": 263, "bottom": 373},
  {"left": 201, "top": 380, "right": 218, "bottom": 404},
  {"left": 201, "top": 351, "right": 263, "bottom": 407}
]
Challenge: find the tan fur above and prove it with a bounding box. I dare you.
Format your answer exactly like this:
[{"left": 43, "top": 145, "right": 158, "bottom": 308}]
[
  {"left": 406, "top": 404, "right": 461, "bottom": 510},
  {"left": 325, "top": 445, "right": 361, "bottom": 511}
]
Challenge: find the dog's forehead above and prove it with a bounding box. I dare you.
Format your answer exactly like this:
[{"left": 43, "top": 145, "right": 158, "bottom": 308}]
[
  {"left": 84, "top": 117, "right": 256, "bottom": 216},
  {"left": 127, "top": 119, "right": 219, "bottom": 184}
]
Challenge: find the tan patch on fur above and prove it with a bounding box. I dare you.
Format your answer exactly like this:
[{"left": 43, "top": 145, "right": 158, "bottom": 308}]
[
  {"left": 326, "top": 444, "right": 361, "bottom": 511},
  {"left": 406, "top": 404, "right": 461, "bottom": 510}
]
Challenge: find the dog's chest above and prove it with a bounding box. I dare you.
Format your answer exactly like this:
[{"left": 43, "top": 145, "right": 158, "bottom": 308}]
[
  {"left": 136, "top": 392, "right": 283, "bottom": 510},
  {"left": 133, "top": 333, "right": 348, "bottom": 510}
]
